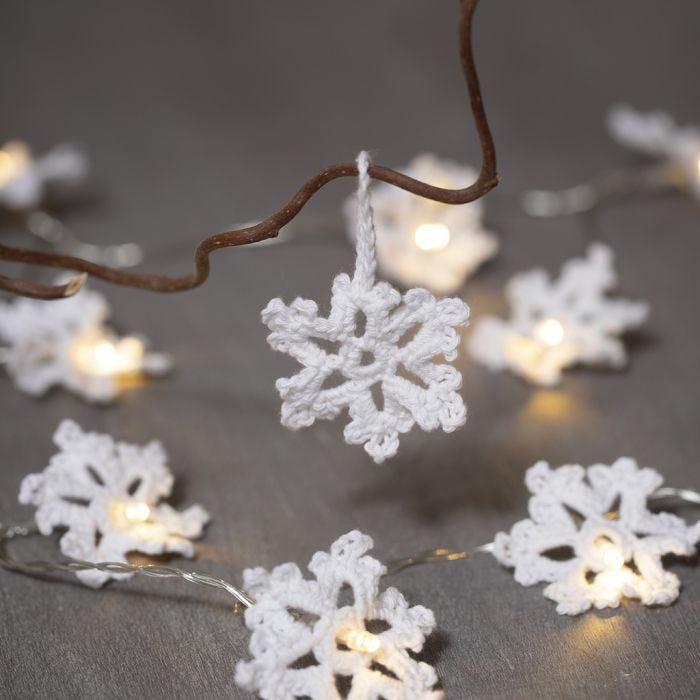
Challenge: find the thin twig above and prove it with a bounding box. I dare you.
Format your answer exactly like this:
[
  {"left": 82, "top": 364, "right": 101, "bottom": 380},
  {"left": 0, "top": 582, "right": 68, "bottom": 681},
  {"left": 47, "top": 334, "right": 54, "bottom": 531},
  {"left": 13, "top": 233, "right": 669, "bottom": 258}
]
[{"left": 0, "top": 0, "right": 498, "bottom": 300}]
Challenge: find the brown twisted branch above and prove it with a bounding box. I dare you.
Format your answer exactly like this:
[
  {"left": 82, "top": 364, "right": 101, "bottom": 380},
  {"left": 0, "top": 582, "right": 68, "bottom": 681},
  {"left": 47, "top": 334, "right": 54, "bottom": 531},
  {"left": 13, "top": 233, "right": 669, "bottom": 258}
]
[{"left": 0, "top": 0, "right": 498, "bottom": 300}]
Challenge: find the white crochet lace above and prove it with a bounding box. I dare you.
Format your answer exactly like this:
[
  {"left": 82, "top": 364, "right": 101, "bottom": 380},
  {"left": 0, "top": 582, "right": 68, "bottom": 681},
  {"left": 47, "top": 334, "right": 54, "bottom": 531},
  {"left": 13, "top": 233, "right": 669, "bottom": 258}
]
[
  {"left": 236, "top": 530, "right": 442, "bottom": 700},
  {"left": 494, "top": 458, "right": 700, "bottom": 615},
  {"left": 344, "top": 153, "right": 497, "bottom": 294},
  {"left": 468, "top": 243, "right": 648, "bottom": 386},
  {"left": 607, "top": 104, "right": 700, "bottom": 198},
  {"left": 0, "top": 281, "right": 172, "bottom": 402},
  {"left": 262, "top": 152, "right": 470, "bottom": 463},
  {"left": 18, "top": 420, "right": 209, "bottom": 588}
]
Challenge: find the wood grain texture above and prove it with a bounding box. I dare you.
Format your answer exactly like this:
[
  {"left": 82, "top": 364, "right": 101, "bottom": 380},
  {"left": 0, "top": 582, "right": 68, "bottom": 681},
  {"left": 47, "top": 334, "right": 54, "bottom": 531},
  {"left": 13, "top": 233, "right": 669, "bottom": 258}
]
[{"left": 1, "top": 1, "right": 699, "bottom": 698}]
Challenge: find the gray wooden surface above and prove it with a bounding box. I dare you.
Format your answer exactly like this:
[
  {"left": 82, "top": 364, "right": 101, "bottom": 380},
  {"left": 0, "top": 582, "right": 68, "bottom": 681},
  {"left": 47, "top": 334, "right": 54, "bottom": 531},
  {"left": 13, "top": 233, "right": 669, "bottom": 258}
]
[{"left": 1, "top": 2, "right": 699, "bottom": 698}]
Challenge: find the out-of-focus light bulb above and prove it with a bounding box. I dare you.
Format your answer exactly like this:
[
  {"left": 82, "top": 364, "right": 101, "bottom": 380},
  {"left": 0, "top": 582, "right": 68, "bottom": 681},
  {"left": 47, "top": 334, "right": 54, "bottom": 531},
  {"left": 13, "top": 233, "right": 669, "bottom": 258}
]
[
  {"left": 414, "top": 223, "right": 451, "bottom": 252},
  {"left": 534, "top": 318, "right": 565, "bottom": 347},
  {"left": 597, "top": 540, "right": 625, "bottom": 571},
  {"left": 69, "top": 331, "right": 145, "bottom": 377},
  {"left": 123, "top": 502, "right": 151, "bottom": 523},
  {"left": 0, "top": 141, "right": 30, "bottom": 187},
  {"left": 340, "top": 628, "right": 381, "bottom": 654}
]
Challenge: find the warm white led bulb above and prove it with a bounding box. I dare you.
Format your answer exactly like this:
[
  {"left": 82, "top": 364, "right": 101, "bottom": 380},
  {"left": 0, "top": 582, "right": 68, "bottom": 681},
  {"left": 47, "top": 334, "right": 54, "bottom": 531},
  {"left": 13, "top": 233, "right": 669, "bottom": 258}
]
[
  {"left": 69, "top": 331, "right": 145, "bottom": 377},
  {"left": 0, "top": 141, "right": 31, "bottom": 187},
  {"left": 534, "top": 318, "right": 565, "bottom": 347},
  {"left": 414, "top": 223, "right": 451, "bottom": 252},
  {"left": 598, "top": 540, "right": 625, "bottom": 571},
  {"left": 341, "top": 628, "right": 381, "bottom": 654},
  {"left": 122, "top": 502, "right": 151, "bottom": 523}
]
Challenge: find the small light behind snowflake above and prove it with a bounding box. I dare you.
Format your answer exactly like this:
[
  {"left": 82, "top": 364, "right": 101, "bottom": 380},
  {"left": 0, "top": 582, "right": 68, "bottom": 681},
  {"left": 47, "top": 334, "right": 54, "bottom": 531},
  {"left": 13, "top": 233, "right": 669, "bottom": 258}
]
[
  {"left": 18, "top": 419, "right": 210, "bottom": 588},
  {"left": 236, "top": 530, "right": 443, "bottom": 699},
  {"left": 264, "top": 152, "right": 470, "bottom": 463},
  {"left": 469, "top": 244, "right": 648, "bottom": 386},
  {"left": 494, "top": 458, "right": 700, "bottom": 615},
  {"left": 344, "top": 153, "right": 498, "bottom": 294},
  {"left": 0, "top": 281, "right": 172, "bottom": 403}
]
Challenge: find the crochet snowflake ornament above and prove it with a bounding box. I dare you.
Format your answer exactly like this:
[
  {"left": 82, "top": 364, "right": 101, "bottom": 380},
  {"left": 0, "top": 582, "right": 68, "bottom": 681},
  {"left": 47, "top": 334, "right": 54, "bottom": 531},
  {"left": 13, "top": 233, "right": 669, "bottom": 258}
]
[
  {"left": 607, "top": 104, "right": 700, "bottom": 199},
  {"left": 345, "top": 153, "right": 497, "bottom": 295},
  {"left": 262, "top": 152, "right": 470, "bottom": 463},
  {"left": 0, "top": 280, "right": 172, "bottom": 403},
  {"left": 494, "top": 458, "right": 700, "bottom": 615},
  {"left": 236, "top": 530, "right": 442, "bottom": 700},
  {"left": 0, "top": 140, "right": 87, "bottom": 210},
  {"left": 468, "top": 243, "right": 648, "bottom": 386},
  {"left": 18, "top": 420, "right": 209, "bottom": 588}
]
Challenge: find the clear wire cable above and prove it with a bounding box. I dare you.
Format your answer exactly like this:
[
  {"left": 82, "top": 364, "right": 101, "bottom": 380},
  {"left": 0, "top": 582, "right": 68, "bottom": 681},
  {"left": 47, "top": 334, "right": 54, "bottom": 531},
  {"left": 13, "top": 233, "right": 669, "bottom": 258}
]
[{"left": 1, "top": 488, "right": 698, "bottom": 602}]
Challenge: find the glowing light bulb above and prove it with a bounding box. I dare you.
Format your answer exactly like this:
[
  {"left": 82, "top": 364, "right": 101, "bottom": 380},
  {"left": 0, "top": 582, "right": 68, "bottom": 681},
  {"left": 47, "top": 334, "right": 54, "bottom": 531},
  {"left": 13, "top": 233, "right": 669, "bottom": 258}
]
[
  {"left": 696, "top": 156, "right": 700, "bottom": 180},
  {"left": 340, "top": 628, "right": 381, "bottom": 654},
  {"left": 69, "top": 331, "right": 145, "bottom": 377},
  {"left": 108, "top": 500, "right": 151, "bottom": 527},
  {"left": 0, "top": 141, "right": 31, "bottom": 187},
  {"left": 598, "top": 540, "right": 625, "bottom": 571},
  {"left": 414, "top": 223, "right": 451, "bottom": 252},
  {"left": 123, "top": 502, "right": 151, "bottom": 523},
  {"left": 534, "top": 318, "right": 565, "bottom": 347}
]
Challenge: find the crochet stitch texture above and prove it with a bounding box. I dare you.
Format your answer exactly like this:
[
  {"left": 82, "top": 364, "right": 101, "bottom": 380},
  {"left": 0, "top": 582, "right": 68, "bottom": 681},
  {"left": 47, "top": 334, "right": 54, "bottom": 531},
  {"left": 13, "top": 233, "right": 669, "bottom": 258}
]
[
  {"left": 19, "top": 419, "right": 209, "bottom": 588},
  {"left": 236, "top": 530, "right": 442, "bottom": 700},
  {"left": 0, "top": 281, "right": 171, "bottom": 402},
  {"left": 494, "top": 458, "right": 700, "bottom": 615},
  {"left": 262, "top": 152, "right": 470, "bottom": 463},
  {"left": 469, "top": 243, "right": 648, "bottom": 386}
]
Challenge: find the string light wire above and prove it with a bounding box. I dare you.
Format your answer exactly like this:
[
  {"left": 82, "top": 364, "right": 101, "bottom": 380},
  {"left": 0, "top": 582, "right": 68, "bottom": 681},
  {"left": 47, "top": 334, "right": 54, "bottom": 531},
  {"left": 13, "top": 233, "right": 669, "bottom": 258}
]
[{"left": 1, "top": 488, "right": 697, "bottom": 609}]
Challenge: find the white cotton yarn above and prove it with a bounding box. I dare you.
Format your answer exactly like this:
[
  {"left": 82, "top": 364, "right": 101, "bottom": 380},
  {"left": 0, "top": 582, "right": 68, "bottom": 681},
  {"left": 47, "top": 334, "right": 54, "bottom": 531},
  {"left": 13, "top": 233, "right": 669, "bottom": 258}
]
[{"left": 262, "top": 152, "right": 470, "bottom": 463}]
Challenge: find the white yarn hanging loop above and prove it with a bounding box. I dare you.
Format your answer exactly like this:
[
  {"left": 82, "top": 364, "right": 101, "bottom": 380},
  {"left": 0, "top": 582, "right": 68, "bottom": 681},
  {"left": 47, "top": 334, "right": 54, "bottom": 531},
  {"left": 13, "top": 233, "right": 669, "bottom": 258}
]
[
  {"left": 262, "top": 151, "right": 470, "bottom": 463},
  {"left": 352, "top": 150, "right": 377, "bottom": 292}
]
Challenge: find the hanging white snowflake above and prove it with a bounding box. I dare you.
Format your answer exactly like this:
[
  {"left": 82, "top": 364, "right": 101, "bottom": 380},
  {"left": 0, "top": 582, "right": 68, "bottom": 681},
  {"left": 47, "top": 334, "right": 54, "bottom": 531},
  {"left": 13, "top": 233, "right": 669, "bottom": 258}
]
[
  {"left": 0, "top": 140, "right": 88, "bottom": 210},
  {"left": 235, "top": 530, "right": 442, "bottom": 700},
  {"left": 18, "top": 419, "right": 209, "bottom": 588},
  {"left": 468, "top": 243, "right": 648, "bottom": 386},
  {"left": 493, "top": 458, "right": 700, "bottom": 615},
  {"left": 607, "top": 104, "right": 700, "bottom": 199},
  {"left": 0, "top": 279, "right": 172, "bottom": 403},
  {"left": 344, "top": 153, "right": 497, "bottom": 295},
  {"left": 262, "top": 152, "right": 470, "bottom": 463}
]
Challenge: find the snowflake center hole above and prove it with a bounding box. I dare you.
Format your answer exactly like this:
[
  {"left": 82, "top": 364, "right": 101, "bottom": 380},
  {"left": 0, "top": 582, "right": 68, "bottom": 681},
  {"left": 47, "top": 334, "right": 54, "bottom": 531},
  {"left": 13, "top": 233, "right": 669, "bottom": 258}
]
[{"left": 359, "top": 350, "right": 376, "bottom": 367}]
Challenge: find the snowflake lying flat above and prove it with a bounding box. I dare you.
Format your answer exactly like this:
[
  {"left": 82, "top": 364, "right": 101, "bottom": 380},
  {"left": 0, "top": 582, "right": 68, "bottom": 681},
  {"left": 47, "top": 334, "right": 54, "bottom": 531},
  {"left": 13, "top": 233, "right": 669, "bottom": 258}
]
[
  {"left": 0, "top": 280, "right": 172, "bottom": 403},
  {"left": 262, "top": 152, "right": 470, "bottom": 463},
  {"left": 0, "top": 140, "right": 87, "bottom": 210},
  {"left": 236, "top": 530, "right": 442, "bottom": 700},
  {"left": 468, "top": 243, "right": 648, "bottom": 386},
  {"left": 493, "top": 458, "right": 700, "bottom": 615},
  {"left": 607, "top": 104, "right": 700, "bottom": 199},
  {"left": 18, "top": 419, "right": 209, "bottom": 588},
  {"left": 344, "top": 153, "right": 498, "bottom": 294}
]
